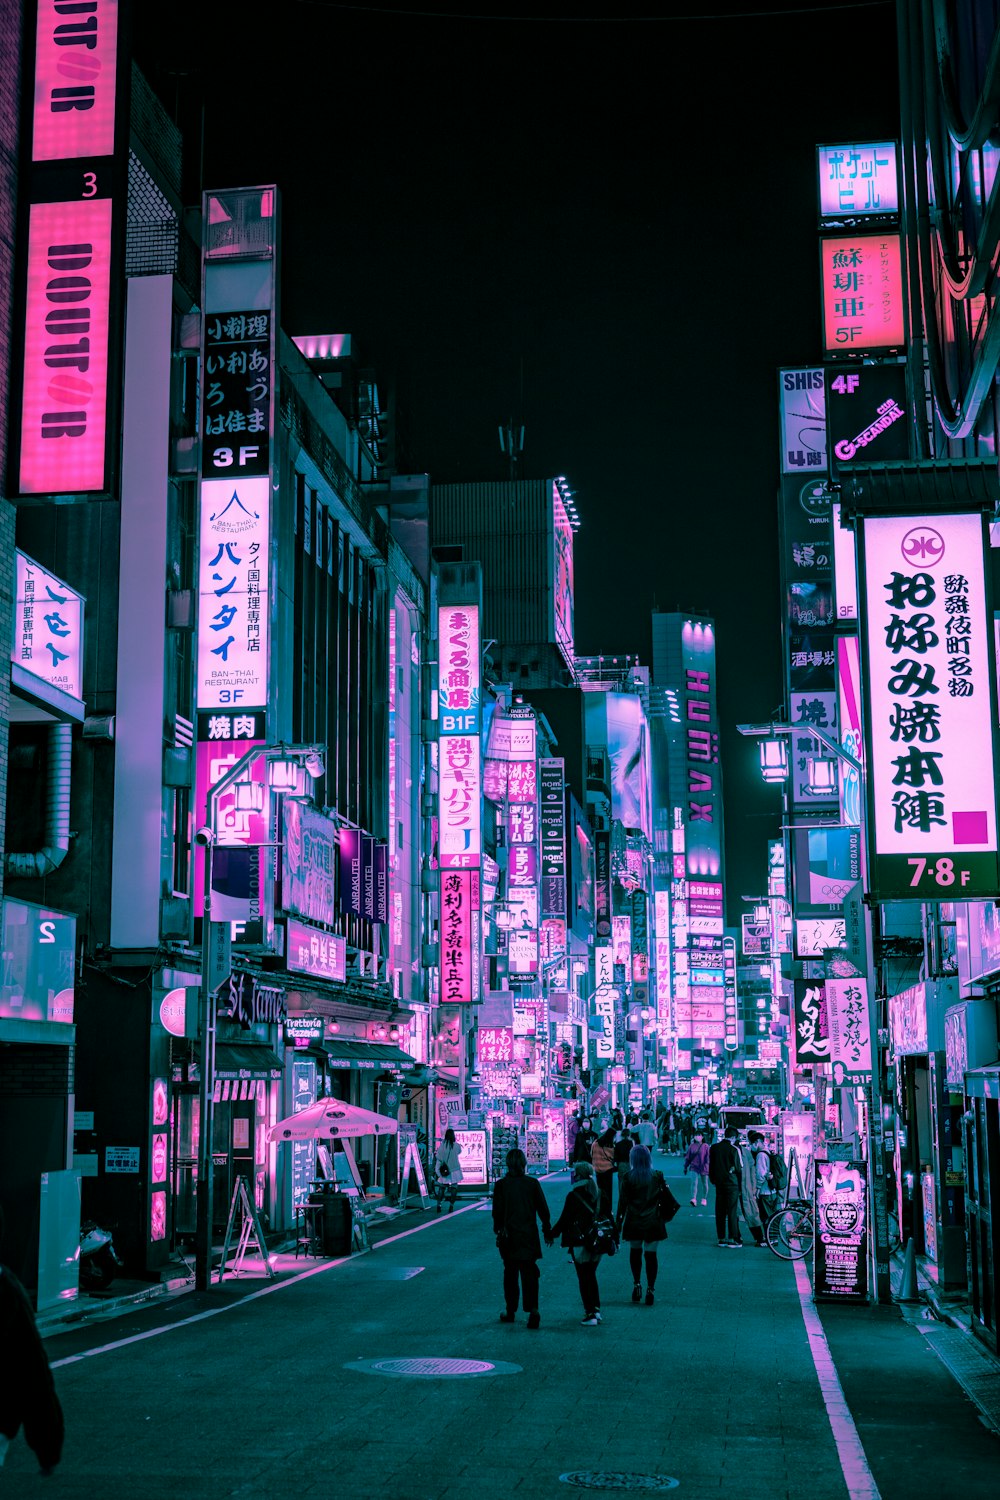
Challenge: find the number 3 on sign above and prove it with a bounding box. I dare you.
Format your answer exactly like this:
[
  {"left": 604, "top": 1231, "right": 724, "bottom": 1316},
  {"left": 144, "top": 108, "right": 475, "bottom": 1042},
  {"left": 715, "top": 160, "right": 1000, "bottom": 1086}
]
[{"left": 907, "top": 857, "right": 961, "bottom": 887}]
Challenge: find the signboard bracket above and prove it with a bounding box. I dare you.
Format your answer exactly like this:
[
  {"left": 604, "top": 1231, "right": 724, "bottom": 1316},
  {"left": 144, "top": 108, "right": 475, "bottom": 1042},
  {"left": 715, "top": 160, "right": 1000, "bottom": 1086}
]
[
  {"left": 218, "top": 1175, "right": 274, "bottom": 1282},
  {"left": 397, "top": 1139, "right": 429, "bottom": 1210}
]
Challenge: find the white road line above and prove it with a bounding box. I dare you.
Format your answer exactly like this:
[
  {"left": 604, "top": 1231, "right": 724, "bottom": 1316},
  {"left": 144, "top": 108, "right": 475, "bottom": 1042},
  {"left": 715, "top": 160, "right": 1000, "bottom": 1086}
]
[
  {"left": 49, "top": 1202, "right": 480, "bottom": 1369},
  {"left": 793, "top": 1257, "right": 882, "bottom": 1500}
]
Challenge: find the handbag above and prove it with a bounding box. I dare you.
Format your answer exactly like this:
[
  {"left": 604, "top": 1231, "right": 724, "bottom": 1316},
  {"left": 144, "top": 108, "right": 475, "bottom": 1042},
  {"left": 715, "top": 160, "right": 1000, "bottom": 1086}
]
[
  {"left": 658, "top": 1179, "right": 682, "bottom": 1224},
  {"left": 438, "top": 1162, "right": 450, "bottom": 1177}
]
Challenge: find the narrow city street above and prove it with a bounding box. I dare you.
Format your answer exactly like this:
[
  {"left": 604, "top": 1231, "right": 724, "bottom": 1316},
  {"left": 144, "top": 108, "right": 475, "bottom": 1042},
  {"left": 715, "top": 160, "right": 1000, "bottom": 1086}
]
[{"left": 8, "top": 1161, "right": 998, "bottom": 1500}]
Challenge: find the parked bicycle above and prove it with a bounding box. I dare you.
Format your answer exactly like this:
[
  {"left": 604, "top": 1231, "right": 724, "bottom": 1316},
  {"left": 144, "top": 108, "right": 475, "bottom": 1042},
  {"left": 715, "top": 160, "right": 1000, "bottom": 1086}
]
[{"left": 765, "top": 1197, "right": 814, "bottom": 1260}]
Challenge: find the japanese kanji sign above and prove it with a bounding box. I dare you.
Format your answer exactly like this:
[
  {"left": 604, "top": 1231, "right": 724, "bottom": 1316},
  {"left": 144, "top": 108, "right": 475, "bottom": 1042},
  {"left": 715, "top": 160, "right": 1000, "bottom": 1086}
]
[
  {"left": 438, "top": 604, "right": 481, "bottom": 868},
  {"left": 441, "top": 869, "right": 476, "bottom": 1003},
  {"left": 13, "top": 551, "right": 84, "bottom": 701},
  {"left": 860, "top": 510, "right": 1000, "bottom": 899},
  {"left": 197, "top": 476, "right": 270, "bottom": 710},
  {"left": 820, "top": 233, "right": 905, "bottom": 354},
  {"left": 202, "top": 310, "right": 271, "bottom": 477},
  {"left": 792, "top": 979, "right": 830, "bottom": 1066},
  {"left": 193, "top": 724, "right": 267, "bottom": 939},
  {"left": 826, "top": 977, "right": 872, "bottom": 1077},
  {"left": 817, "top": 141, "right": 898, "bottom": 219}
]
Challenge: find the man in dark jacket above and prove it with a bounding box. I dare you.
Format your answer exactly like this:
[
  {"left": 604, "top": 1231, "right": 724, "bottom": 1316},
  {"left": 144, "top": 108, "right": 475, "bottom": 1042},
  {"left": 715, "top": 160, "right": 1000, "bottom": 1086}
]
[
  {"left": 0, "top": 1207, "right": 64, "bottom": 1475},
  {"left": 708, "top": 1126, "right": 743, "bottom": 1247},
  {"left": 492, "top": 1148, "right": 552, "bottom": 1328}
]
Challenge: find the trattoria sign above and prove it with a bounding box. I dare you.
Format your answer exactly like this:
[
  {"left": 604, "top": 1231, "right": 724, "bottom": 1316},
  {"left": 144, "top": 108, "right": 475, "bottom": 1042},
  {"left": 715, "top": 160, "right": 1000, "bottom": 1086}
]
[{"left": 860, "top": 511, "right": 1000, "bottom": 900}]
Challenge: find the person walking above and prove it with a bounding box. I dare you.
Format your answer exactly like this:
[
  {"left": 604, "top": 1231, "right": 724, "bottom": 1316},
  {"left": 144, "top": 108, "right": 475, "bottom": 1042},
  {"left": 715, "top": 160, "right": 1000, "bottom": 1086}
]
[
  {"left": 635, "top": 1112, "right": 657, "bottom": 1151},
  {"left": 615, "top": 1144, "right": 669, "bottom": 1305},
  {"left": 571, "top": 1115, "right": 596, "bottom": 1164},
  {"left": 708, "top": 1125, "right": 743, "bottom": 1247},
  {"left": 0, "top": 1205, "right": 64, "bottom": 1476},
  {"left": 613, "top": 1123, "right": 636, "bottom": 1209},
  {"left": 591, "top": 1124, "right": 617, "bottom": 1218},
  {"left": 680, "top": 1109, "right": 695, "bottom": 1151},
  {"left": 738, "top": 1134, "right": 765, "bottom": 1246},
  {"left": 749, "top": 1131, "right": 777, "bottom": 1228},
  {"left": 492, "top": 1148, "right": 552, "bottom": 1328},
  {"left": 547, "top": 1161, "right": 603, "bottom": 1326},
  {"left": 683, "top": 1131, "right": 710, "bottom": 1206},
  {"left": 433, "top": 1127, "right": 463, "bottom": 1212}
]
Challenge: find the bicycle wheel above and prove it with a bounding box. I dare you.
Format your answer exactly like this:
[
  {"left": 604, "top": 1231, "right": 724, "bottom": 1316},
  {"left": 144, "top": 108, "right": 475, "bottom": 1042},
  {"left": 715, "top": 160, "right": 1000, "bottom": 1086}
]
[{"left": 766, "top": 1204, "right": 813, "bottom": 1260}]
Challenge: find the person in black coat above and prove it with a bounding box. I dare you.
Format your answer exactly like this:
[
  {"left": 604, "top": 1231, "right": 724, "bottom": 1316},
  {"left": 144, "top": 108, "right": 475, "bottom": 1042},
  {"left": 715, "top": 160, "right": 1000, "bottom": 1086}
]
[
  {"left": 492, "top": 1148, "right": 552, "bottom": 1328},
  {"left": 0, "top": 1204, "right": 64, "bottom": 1475},
  {"left": 708, "top": 1126, "right": 744, "bottom": 1247},
  {"left": 615, "top": 1144, "right": 669, "bottom": 1305},
  {"left": 546, "top": 1160, "right": 604, "bottom": 1325},
  {"left": 571, "top": 1116, "right": 596, "bottom": 1164}
]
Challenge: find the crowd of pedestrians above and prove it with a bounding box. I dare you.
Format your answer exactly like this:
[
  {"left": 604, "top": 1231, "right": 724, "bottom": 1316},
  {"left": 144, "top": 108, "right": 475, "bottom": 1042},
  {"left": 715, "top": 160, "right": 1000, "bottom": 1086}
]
[{"left": 489, "top": 1105, "right": 786, "bottom": 1327}]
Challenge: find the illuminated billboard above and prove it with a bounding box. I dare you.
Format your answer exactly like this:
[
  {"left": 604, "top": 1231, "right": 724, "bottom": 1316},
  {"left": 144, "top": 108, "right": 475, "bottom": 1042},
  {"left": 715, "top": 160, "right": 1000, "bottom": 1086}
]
[
  {"left": 193, "top": 713, "right": 268, "bottom": 939},
  {"left": 778, "top": 367, "right": 827, "bottom": 474},
  {"left": 441, "top": 869, "right": 477, "bottom": 1003},
  {"left": 197, "top": 476, "right": 270, "bottom": 710},
  {"left": 860, "top": 511, "right": 1000, "bottom": 900},
  {"left": 820, "top": 234, "right": 905, "bottom": 355},
  {"left": 817, "top": 141, "right": 898, "bottom": 219},
  {"left": 18, "top": 199, "right": 114, "bottom": 494},
  {"left": 438, "top": 603, "right": 482, "bottom": 867},
  {"left": 32, "top": 0, "right": 120, "bottom": 162},
  {"left": 13, "top": 551, "right": 84, "bottom": 702},
  {"left": 551, "top": 483, "right": 575, "bottom": 669}
]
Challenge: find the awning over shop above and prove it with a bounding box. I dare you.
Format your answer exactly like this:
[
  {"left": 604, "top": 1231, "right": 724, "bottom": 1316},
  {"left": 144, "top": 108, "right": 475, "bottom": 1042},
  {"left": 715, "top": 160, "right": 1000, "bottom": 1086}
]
[
  {"left": 321, "top": 1040, "right": 414, "bottom": 1071},
  {"left": 214, "top": 1044, "right": 284, "bottom": 1081}
]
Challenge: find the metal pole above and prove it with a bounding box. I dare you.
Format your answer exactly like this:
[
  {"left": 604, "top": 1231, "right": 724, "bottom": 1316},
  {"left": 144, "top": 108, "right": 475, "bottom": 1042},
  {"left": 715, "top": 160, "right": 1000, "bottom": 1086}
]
[{"left": 195, "top": 818, "right": 216, "bottom": 1292}]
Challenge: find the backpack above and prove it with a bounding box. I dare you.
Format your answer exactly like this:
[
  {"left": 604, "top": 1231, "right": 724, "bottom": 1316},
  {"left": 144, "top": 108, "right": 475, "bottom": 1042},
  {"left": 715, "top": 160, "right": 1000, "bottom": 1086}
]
[{"left": 768, "top": 1150, "right": 787, "bottom": 1193}]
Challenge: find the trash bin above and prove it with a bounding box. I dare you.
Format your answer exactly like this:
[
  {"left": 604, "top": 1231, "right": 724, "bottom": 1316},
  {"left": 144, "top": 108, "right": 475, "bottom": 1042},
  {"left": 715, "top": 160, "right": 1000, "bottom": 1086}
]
[{"left": 308, "top": 1188, "right": 352, "bottom": 1256}]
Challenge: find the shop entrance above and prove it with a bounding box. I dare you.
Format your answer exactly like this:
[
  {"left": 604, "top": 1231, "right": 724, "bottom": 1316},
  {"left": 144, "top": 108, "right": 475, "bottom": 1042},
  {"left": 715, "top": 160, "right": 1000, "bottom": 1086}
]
[{"left": 966, "top": 1069, "right": 1000, "bottom": 1356}]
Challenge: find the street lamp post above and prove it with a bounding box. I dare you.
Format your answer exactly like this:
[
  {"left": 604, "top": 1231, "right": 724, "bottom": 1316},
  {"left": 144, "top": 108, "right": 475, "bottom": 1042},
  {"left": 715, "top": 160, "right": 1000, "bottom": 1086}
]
[
  {"left": 737, "top": 720, "right": 891, "bottom": 1306},
  {"left": 194, "top": 741, "right": 325, "bottom": 1292}
]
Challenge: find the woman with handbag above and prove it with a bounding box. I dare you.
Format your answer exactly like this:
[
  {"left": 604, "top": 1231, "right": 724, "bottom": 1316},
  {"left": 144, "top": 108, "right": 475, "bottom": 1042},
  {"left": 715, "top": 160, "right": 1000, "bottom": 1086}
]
[
  {"left": 615, "top": 1144, "right": 674, "bottom": 1305},
  {"left": 432, "top": 1127, "right": 463, "bottom": 1213},
  {"left": 546, "top": 1161, "right": 604, "bottom": 1326}
]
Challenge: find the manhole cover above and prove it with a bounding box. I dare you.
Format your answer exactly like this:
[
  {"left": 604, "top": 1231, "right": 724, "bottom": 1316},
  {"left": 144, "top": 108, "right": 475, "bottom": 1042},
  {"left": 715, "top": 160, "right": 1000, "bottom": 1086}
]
[
  {"left": 348, "top": 1356, "right": 521, "bottom": 1379},
  {"left": 560, "top": 1474, "right": 679, "bottom": 1493}
]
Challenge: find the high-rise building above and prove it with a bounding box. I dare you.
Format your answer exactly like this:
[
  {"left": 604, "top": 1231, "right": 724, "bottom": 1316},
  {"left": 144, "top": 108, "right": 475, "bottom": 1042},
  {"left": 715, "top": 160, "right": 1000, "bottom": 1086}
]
[
  {"left": 431, "top": 477, "right": 579, "bottom": 691},
  {"left": 649, "top": 611, "right": 728, "bottom": 1102}
]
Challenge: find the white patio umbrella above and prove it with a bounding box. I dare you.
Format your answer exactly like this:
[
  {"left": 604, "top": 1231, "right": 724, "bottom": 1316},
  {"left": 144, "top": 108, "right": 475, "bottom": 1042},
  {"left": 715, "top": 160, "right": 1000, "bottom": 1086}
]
[{"left": 267, "top": 1098, "right": 399, "bottom": 1142}]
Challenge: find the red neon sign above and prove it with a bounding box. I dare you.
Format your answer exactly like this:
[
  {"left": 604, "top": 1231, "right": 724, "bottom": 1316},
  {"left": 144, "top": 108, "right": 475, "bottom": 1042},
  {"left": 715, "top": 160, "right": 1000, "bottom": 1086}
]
[
  {"left": 19, "top": 197, "right": 112, "bottom": 494},
  {"left": 32, "top": 0, "right": 119, "bottom": 163}
]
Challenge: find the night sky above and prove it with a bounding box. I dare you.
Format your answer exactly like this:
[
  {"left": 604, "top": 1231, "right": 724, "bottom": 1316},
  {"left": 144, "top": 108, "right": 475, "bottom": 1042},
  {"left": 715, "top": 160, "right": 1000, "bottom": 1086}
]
[{"left": 134, "top": 0, "right": 899, "bottom": 909}]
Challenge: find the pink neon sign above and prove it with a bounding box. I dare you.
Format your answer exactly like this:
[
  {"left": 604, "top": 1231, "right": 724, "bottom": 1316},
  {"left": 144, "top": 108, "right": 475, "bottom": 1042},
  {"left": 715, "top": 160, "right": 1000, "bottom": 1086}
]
[
  {"left": 32, "top": 0, "right": 119, "bottom": 163},
  {"left": 19, "top": 197, "right": 112, "bottom": 494}
]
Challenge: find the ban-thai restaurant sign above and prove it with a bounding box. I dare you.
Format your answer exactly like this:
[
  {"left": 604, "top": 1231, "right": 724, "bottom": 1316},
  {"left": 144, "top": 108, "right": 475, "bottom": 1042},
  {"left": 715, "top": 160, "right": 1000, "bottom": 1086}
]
[{"left": 860, "top": 511, "right": 1000, "bottom": 901}]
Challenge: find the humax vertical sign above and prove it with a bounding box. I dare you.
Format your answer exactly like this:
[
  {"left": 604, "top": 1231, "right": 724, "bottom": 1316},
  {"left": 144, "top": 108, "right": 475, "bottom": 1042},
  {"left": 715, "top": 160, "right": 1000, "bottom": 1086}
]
[
  {"left": 860, "top": 511, "right": 1000, "bottom": 900},
  {"left": 18, "top": 0, "right": 122, "bottom": 496}
]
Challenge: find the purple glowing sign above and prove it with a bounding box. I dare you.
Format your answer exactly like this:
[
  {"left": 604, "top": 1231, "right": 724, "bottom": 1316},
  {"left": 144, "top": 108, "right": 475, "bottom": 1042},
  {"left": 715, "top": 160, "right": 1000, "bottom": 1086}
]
[
  {"left": 861, "top": 510, "right": 1000, "bottom": 899},
  {"left": 19, "top": 198, "right": 113, "bottom": 494},
  {"left": 32, "top": 0, "right": 119, "bottom": 163}
]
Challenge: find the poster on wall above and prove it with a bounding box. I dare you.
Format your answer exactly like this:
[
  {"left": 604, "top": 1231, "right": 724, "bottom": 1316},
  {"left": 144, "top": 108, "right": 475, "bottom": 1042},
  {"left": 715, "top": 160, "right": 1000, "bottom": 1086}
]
[{"left": 814, "top": 1158, "right": 869, "bottom": 1302}]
